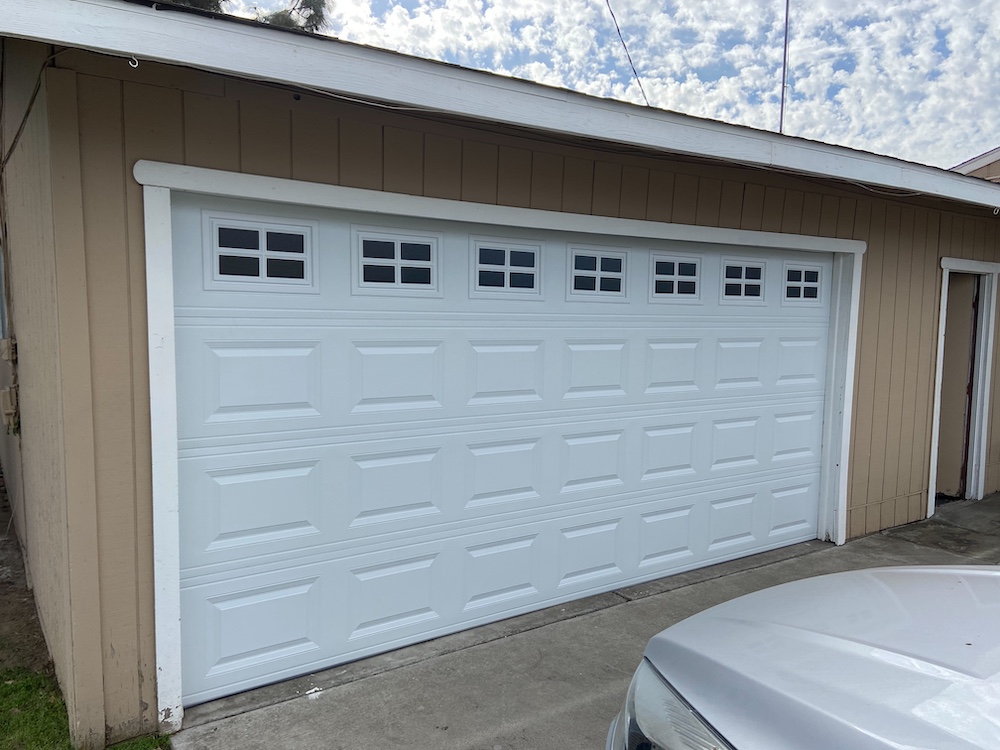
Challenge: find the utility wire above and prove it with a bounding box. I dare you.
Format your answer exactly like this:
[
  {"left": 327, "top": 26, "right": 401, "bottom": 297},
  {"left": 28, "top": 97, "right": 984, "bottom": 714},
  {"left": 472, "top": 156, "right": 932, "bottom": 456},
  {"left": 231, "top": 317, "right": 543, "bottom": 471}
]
[
  {"left": 779, "top": 0, "right": 790, "bottom": 133},
  {"left": 604, "top": 0, "right": 650, "bottom": 107}
]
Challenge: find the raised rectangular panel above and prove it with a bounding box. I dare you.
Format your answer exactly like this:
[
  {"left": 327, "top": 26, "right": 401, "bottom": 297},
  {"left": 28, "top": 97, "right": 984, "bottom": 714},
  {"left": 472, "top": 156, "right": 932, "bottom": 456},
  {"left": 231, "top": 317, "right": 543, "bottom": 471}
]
[
  {"left": 203, "top": 578, "right": 321, "bottom": 678},
  {"left": 561, "top": 431, "right": 625, "bottom": 493},
  {"left": 558, "top": 519, "right": 622, "bottom": 587},
  {"left": 203, "top": 461, "right": 321, "bottom": 553},
  {"left": 773, "top": 411, "right": 820, "bottom": 462},
  {"left": 639, "top": 506, "right": 695, "bottom": 567},
  {"left": 468, "top": 341, "right": 544, "bottom": 405},
  {"left": 206, "top": 341, "right": 321, "bottom": 422},
  {"left": 715, "top": 339, "right": 763, "bottom": 390},
  {"left": 777, "top": 337, "right": 823, "bottom": 385},
  {"left": 463, "top": 535, "right": 539, "bottom": 610},
  {"left": 642, "top": 424, "right": 697, "bottom": 481},
  {"left": 466, "top": 439, "right": 541, "bottom": 508},
  {"left": 350, "top": 341, "right": 443, "bottom": 412},
  {"left": 708, "top": 494, "right": 756, "bottom": 551},
  {"left": 349, "top": 448, "right": 442, "bottom": 527},
  {"left": 564, "top": 340, "right": 628, "bottom": 398},
  {"left": 770, "top": 483, "right": 816, "bottom": 536},
  {"left": 712, "top": 418, "right": 759, "bottom": 470},
  {"left": 645, "top": 339, "right": 700, "bottom": 394},
  {"left": 348, "top": 555, "right": 439, "bottom": 640}
]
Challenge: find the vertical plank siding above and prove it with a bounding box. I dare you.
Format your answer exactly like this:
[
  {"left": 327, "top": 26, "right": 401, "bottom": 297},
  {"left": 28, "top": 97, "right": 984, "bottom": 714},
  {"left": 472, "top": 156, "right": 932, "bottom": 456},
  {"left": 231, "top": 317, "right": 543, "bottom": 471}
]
[{"left": 14, "top": 46, "right": 1000, "bottom": 740}]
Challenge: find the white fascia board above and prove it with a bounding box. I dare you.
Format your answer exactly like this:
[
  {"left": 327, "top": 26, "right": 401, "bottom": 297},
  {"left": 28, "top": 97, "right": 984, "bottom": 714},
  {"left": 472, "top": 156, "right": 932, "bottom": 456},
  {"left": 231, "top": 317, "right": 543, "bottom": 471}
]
[
  {"left": 952, "top": 146, "right": 1000, "bottom": 175},
  {"left": 7, "top": 0, "right": 1000, "bottom": 211}
]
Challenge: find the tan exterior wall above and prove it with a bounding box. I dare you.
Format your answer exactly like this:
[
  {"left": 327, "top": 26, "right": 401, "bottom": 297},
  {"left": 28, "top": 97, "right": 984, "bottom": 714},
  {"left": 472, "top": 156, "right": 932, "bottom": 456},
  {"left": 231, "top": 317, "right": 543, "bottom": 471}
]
[
  {"left": 6, "top": 39, "right": 1000, "bottom": 744},
  {"left": 0, "top": 37, "right": 73, "bottom": 705}
]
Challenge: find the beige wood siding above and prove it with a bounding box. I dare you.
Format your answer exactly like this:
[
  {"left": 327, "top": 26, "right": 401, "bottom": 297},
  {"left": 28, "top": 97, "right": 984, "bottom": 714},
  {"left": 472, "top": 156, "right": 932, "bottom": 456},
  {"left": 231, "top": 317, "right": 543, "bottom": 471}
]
[{"left": 7, "top": 41, "right": 1000, "bottom": 744}]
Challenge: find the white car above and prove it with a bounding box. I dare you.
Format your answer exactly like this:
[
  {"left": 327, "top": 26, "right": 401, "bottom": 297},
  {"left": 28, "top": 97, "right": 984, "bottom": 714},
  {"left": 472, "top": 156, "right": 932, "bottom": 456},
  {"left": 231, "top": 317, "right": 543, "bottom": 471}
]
[{"left": 607, "top": 566, "right": 1000, "bottom": 750}]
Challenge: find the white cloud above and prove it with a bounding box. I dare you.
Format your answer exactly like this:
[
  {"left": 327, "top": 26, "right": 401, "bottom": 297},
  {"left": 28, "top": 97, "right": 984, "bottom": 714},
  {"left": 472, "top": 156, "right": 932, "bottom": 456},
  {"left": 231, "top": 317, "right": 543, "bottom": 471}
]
[{"left": 238, "top": 0, "right": 1000, "bottom": 168}]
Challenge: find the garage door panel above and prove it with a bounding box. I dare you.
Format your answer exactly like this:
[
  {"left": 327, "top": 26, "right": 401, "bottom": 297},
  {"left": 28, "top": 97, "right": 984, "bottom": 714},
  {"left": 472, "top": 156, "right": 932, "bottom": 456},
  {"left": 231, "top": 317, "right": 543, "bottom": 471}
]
[
  {"left": 175, "top": 202, "right": 833, "bottom": 704},
  {"left": 176, "top": 321, "right": 828, "bottom": 443},
  {"left": 180, "top": 399, "right": 822, "bottom": 572},
  {"left": 180, "top": 469, "right": 819, "bottom": 703}
]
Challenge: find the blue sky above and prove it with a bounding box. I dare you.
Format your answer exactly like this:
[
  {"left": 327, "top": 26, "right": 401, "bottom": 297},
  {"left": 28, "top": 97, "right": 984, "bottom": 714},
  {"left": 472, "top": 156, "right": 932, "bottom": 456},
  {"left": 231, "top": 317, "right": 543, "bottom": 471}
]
[{"left": 238, "top": 0, "right": 1000, "bottom": 169}]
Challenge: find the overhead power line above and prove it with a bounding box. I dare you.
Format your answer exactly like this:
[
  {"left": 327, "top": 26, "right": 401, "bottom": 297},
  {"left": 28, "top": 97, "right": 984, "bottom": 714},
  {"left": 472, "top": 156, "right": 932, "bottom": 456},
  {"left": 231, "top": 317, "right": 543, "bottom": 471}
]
[{"left": 605, "top": 0, "right": 650, "bottom": 107}]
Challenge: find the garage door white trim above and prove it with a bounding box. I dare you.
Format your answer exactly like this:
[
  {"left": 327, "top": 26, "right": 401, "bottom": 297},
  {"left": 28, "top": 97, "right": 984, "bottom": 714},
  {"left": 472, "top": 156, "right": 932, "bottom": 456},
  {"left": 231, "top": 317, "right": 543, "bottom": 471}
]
[{"left": 137, "top": 160, "right": 865, "bottom": 731}]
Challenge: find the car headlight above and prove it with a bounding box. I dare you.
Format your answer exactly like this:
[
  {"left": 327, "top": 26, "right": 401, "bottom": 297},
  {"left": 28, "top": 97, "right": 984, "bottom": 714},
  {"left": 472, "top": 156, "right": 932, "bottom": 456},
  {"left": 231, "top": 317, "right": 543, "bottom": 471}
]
[{"left": 609, "top": 660, "right": 734, "bottom": 750}]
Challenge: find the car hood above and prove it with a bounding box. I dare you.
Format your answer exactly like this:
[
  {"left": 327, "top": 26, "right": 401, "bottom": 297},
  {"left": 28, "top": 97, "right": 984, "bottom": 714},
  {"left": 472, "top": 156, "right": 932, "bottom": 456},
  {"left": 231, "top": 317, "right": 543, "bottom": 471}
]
[{"left": 644, "top": 566, "right": 1000, "bottom": 750}]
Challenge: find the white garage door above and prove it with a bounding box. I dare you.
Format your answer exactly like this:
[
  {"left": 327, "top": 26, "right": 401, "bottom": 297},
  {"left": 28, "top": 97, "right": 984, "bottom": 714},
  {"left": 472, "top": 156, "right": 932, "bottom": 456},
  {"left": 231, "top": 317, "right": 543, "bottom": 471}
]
[{"left": 172, "top": 194, "right": 831, "bottom": 705}]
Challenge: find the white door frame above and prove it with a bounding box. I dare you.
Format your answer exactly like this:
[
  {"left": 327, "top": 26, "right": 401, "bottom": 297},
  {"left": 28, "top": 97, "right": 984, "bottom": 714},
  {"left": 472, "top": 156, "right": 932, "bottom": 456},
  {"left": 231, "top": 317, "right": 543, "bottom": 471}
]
[
  {"left": 929, "top": 257, "right": 1000, "bottom": 514},
  {"left": 134, "top": 160, "right": 865, "bottom": 732}
]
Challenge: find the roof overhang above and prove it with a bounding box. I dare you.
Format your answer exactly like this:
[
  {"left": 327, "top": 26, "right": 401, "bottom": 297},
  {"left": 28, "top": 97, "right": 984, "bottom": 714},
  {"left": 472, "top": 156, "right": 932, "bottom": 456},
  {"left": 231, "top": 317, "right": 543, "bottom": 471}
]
[
  {"left": 953, "top": 146, "right": 1000, "bottom": 176},
  {"left": 5, "top": 0, "right": 1000, "bottom": 212}
]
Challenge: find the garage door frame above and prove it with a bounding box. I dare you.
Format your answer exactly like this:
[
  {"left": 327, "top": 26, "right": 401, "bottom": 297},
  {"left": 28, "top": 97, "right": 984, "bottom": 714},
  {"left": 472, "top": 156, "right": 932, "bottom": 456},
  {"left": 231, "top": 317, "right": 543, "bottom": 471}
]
[{"left": 134, "top": 159, "right": 866, "bottom": 731}]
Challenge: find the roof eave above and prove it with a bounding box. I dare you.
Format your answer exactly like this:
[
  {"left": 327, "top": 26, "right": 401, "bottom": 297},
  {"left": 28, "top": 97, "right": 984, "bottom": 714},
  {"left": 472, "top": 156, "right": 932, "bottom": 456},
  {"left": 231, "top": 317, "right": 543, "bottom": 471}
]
[{"left": 5, "top": 0, "right": 1000, "bottom": 212}]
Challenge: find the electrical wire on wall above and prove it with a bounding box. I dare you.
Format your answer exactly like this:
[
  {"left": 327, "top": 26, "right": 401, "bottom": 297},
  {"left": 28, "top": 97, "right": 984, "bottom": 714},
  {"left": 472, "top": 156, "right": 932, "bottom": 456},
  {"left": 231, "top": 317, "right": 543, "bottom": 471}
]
[{"left": 604, "top": 0, "right": 650, "bottom": 107}]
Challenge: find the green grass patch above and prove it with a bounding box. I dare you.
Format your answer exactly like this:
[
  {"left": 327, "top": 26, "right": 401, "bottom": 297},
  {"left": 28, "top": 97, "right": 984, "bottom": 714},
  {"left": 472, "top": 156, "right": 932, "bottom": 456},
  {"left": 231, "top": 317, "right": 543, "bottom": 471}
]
[
  {"left": 0, "top": 668, "right": 171, "bottom": 750},
  {"left": 0, "top": 668, "right": 72, "bottom": 750}
]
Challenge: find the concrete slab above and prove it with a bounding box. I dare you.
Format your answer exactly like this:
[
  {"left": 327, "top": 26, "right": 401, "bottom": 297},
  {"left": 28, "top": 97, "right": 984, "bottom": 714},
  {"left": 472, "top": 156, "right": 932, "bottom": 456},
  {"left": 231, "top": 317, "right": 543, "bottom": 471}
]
[{"left": 172, "top": 494, "right": 1000, "bottom": 750}]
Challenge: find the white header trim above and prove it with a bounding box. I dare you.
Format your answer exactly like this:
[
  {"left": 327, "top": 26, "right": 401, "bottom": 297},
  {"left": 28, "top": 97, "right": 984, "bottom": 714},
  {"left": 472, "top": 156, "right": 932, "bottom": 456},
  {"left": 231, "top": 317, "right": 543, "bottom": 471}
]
[
  {"left": 6, "top": 0, "right": 1000, "bottom": 211},
  {"left": 133, "top": 161, "right": 867, "bottom": 256}
]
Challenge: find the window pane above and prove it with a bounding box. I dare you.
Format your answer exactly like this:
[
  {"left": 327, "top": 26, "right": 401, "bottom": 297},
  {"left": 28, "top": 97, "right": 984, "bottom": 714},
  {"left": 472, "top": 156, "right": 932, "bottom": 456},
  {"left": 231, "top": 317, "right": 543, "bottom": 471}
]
[
  {"left": 786, "top": 286, "right": 801, "bottom": 298},
  {"left": 219, "top": 254, "right": 260, "bottom": 277},
  {"left": 266, "top": 232, "right": 304, "bottom": 253},
  {"left": 745, "top": 284, "right": 762, "bottom": 296},
  {"left": 805, "top": 270, "right": 819, "bottom": 283},
  {"left": 601, "top": 256, "right": 623, "bottom": 273},
  {"left": 219, "top": 227, "right": 259, "bottom": 250},
  {"left": 363, "top": 240, "right": 396, "bottom": 259},
  {"left": 479, "top": 270, "right": 505, "bottom": 287},
  {"left": 266, "top": 258, "right": 306, "bottom": 279},
  {"left": 600, "top": 277, "right": 622, "bottom": 293},
  {"left": 401, "top": 266, "right": 432, "bottom": 285},
  {"left": 787, "top": 269, "right": 802, "bottom": 282},
  {"left": 725, "top": 265, "right": 742, "bottom": 279},
  {"left": 479, "top": 247, "right": 506, "bottom": 266},
  {"left": 678, "top": 281, "right": 697, "bottom": 295},
  {"left": 574, "top": 275, "right": 597, "bottom": 291},
  {"left": 725, "top": 283, "right": 742, "bottom": 296},
  {"left": 678, "top": 262, "right": 697, "bottom": 277},
  {"left": 510, "top": 272, "right": 535, "bottom": 289},
  {"left": 575, "top": 255, "right": 597, "bottom": 271},
  {"left": 745, "top": 266, "right": 762, "bottom": 280},
  {"left": 401, "top": 242, "right": 432, "bottom": 262},
  {"left": 363, "top": 264, "right": 395, "bottom": 283},
  {"left": 804, "top": 286, "right": 819, "bottom": 299},
  {"left": 656, "top": 261, "right": 675, "bottom": 276},
  {"left": 655, "top": 280, "right": 674, "bottom": 294},
  {"left": 510, "top": 250, "right": 536, "bottom": 268}
]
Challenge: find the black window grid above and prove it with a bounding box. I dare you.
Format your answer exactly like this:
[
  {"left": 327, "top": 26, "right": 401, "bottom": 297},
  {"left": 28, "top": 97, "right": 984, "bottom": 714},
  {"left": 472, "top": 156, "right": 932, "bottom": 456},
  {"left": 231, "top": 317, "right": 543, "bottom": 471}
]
[{"left": 572, "top": 251, "right": 625, "bottom": 296}]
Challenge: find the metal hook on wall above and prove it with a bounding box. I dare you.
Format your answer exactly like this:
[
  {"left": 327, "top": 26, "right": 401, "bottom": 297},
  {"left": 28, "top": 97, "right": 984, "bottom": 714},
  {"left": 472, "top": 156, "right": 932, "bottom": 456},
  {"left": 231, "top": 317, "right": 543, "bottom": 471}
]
[{"left": 129, "top": 56, "right": 139, "bottom": 69}]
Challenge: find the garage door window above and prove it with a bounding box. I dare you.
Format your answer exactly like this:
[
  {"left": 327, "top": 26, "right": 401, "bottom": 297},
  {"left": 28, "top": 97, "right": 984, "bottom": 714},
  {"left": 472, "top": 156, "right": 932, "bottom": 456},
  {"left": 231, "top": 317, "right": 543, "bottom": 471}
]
[
  {"left": 722, "top": 261, "right": 765, "bottom": 301},
  {"left": 354, "top": 228, "right": 440, "bottom": 296},
  {"left": 784, "top": 264, "right": 822, "bottom": 303},
  {"left": 570, "top": 249, "right": 626, "bottom": 298},
  {"left": 207, "top": 215, "right": 316, "bottom": 292},
  {"left": 651, "top": 255, "right": 700, "bottom": 300},
  {"left": 472, "top": 240, "right": 541, "bottom": 296}
]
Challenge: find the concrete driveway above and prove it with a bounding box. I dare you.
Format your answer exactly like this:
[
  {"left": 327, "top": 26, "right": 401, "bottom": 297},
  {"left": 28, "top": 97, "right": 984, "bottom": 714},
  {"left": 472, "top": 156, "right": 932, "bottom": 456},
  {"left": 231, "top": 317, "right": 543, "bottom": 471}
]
[{"left": 172, "top": 495, "right": 1000, "bottom": 750}]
